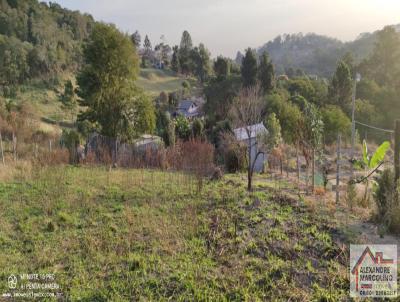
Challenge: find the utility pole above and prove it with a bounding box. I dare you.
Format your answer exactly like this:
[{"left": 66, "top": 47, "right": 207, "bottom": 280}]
[{"left": 350, "top": 73, "right": 361, "bottom": 180}]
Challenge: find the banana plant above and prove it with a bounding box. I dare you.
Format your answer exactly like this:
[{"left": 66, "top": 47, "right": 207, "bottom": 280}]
[
  {"left": 362, "top": 140, "right": 390, "bottom": 169},
  {"left": 352, "top": 140, "right": 391, "bottom": 202}
]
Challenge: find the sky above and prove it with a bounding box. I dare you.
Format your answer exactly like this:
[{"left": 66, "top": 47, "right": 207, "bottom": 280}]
[{"left": 54, "top": 0, "right": 400, "bottom": 58}]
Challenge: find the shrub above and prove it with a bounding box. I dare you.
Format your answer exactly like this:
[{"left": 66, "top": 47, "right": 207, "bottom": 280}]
[
  {"left": 36, "top": 148, "right": 69, "bottom": 166},
  {"left": 192, "top": 118, "right": 204, "bottom": 138},
  {"left": 345, "top": 182, "right": 358, "bottom": 210},
  {"left": 61, "top": 129, "right": 81, "bottom": 163},
  {"left": 321, "top": 105, "right": 351, "bottom": 145},
  {"left": 373, "top": 168, "right": 396, "bottom": 221},
  {"left": 175, "top": 115, "right": 190, "bottom": 140},
  {"left": 224, "top": 149, "right": 240, "bottom": 173}
]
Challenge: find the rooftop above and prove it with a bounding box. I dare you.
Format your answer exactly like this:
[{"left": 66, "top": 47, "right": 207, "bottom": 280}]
[{"left": 234, "top": 123, "right": 268, "bottom": 141}]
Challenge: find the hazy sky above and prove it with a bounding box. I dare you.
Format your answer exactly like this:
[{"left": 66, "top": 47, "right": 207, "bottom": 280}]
[{"left": 54, "top": 0, "right": 400, "bottom": 57}]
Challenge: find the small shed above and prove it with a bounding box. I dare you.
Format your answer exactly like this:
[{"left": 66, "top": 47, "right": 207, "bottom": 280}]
[{"left": 234, "top": 123, "right": 268, "bottom": 173}]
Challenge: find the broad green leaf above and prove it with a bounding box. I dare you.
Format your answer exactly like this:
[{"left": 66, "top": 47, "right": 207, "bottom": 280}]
[
  {"left": 369, "top": 141, "right": 390, "bottom": 168},
  {"left": 362, "top": 140, "right": 369, "bottom": 166}
]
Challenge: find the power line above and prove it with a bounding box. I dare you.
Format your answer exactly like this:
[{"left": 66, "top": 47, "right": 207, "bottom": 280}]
[{"left": 355, "top": 121, "right": 394, "bottom": 134}]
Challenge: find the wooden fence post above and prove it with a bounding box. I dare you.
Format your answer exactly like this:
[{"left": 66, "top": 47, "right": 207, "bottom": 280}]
[
  {"left": 12, "top": 133, "right": 17, "bottom": 162},
  {"left": 395, "top": 120, "right": 400, "bottom": 181},
  {"left": 296, "top": 144, "right": 300, "bottom": 189},
  {"left": 336, "top": 133, "right": 341, "bottom": 204},
  {"left": 0, "top": 131, "right": 4, "bottom": 165},
  {"left": 312, "top": 148, "right": 315, "bottom": 193}
]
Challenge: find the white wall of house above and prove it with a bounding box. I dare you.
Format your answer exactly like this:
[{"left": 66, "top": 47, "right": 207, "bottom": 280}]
[{"left": 247, "top": 137, "right": 265, "bottom": 173}]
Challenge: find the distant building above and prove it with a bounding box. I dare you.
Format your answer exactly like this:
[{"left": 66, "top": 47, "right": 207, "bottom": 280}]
[
  {"left": 234, "top": 123, "right": 268, "bottom": 173},
  {"left": 134, "top": 134, "right": 162, "bottom": 152},
  {"left": 175, "top": 99, "right": 200, "bottom": 119}
]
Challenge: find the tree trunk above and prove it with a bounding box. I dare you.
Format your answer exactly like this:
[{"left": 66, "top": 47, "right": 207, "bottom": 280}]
[
  {"left": 247, "top": 168, "right": 252, "bottom": 191},
  {"left": 247, "top": 140, "right": 252, "bottom": 191}
]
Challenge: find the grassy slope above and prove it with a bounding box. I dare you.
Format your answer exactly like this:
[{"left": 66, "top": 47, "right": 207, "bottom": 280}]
[
  {"left": 9, "top": 68, "right": 190, "bottom": 136},
  {"left": 137, "top": 68, "right": 197, "bottom": 96},
  {"left": 0, "top": 166, "right": 349, "bottom": 301}
]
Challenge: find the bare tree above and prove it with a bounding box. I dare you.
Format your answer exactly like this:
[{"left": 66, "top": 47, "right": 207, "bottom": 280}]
[{"left": 230, "top": 86, "right": 266, "bottom": 191}]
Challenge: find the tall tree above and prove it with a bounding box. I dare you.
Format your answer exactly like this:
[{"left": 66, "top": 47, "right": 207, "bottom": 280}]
[
  {"left": 143, "top": 34, "right": 152, "bottom": 57},
  {"left": 171, "top": 45, "right": 180, "bottom": 73},
  {"left": 130, "top": 30, "right": 141, "bottom": 48},
  {"left": 231, "top": 86, "right": 265, "bottom": 191},
  {"left": 258, "top": 51, "right": 275, "bottom": 94},
  {"left": 77, "top": 23, "right": 155, "bottom": 141},
  {"left": 179, "top": 30, "right": 193, "bottom": 75},
  {"left": 214, "top": 56, "right": 230, "bottom": 80},
  {"left": 265, "top": 112, "right": 282, "bottom": 151},
  {"left": 191, "top": 43, "right": 211, "bottom": 82},
  {"left": 328, "top": 60, "right": 352, "bottom": 110},
  {"left": 235, "top": 51, "right": 244, "bottom": 65},
  {"left": 241, "top": 48, "right": 258, "bottom": 87},
  {"left": 180, "top": 30, "right": 193, "bottom": 50}
]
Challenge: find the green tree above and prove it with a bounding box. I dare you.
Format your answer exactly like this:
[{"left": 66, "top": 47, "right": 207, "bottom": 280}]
[
  {"left": 265, "top": 113, "right": 282, "bottom": 150},
  {"left": 144, "top": 35, "right": 152, "bottom": 53},
  {"left": 258, "top": 51, "right": 274, "bottom": 94},
  {"left": 191, "top": 43, "right": 211, "bottom": 82},
  {"left": 179, "top": 30, "right": 193, "bottom": 75},
  {"left": 214, "top": 56, "right": 230, "bottom": 80},
  {"left": 204, "top": 75, "right": 241, "bottom": 124},
  {"left": 180, "top": 30, "right": 193, "bottom": 50},
  {"left": 362, "top": 26, "right": 400, "bottom": 86},
  {"left": 130, "top": 30, "right": 141, "bottom": 47},
  {"left": 301, "top": 101, "right": 324, "bottom": 150},
  {"left": 77, "top": 23, "right": 154, "bottom": 141},
  {"left": 279, "top": 100, "right": 303, "bottom": 144},
  {"left": 328, "top": 60, "right": 353, "bottom": 111},
  {"left": 192, "top": 118, "right": 204, "bottom": 138},
  {"left": 288, "top": 78, "right": 316, "bottom": 102},
  {"left": 175, "top": 115, "right": 190, "bottom": 140},
  {"left": 171, "top": 45, "right": 180, "bottom": 73},
  {"left": 321, "top": 105, "right": 351, "bottom": 144},
  {"left": 241, "top": 48, "right": 258, "bottom": 87},
  {"left": 156, "top": 111, "right": 175, "bottom": 146}
]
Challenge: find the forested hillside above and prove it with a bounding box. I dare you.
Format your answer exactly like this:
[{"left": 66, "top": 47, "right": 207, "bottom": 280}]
[
  {"left": 253, "top": 26, "right": 399, "bottom": 77},
  {"left": 0, "top": 0, "right": 94, "bottom": 91}
]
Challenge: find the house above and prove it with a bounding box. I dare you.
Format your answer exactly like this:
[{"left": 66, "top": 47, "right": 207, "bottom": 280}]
[
  {"left": 234, "top": 123, "right": 268, "bottom": 173},
  {"left": 176, "top": 100, "right": 200, "bottom": 119}
]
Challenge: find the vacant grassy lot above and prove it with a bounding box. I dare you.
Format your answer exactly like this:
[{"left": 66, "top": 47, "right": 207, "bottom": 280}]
[
  {"left": 0, "top": 166, "right": 349, "bottom": 301},
  {"left": 137, "top": 68, "right": 197, "bottom": 95}
]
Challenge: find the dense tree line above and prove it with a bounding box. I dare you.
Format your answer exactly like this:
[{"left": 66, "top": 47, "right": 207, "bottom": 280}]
[
  {"left": 0, "top": 0, "right": 94, "bottom": 90},
  {"left": 255, "top": 29, "right": 390, "bottom": 77},
  {"left": 169, "top": 30, "right": 212, "bottom": 83}
]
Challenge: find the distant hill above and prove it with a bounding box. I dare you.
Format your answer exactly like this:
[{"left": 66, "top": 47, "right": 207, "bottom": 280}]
[{"left": 250, "top": 24, "right": 400, "bottom": 78}]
